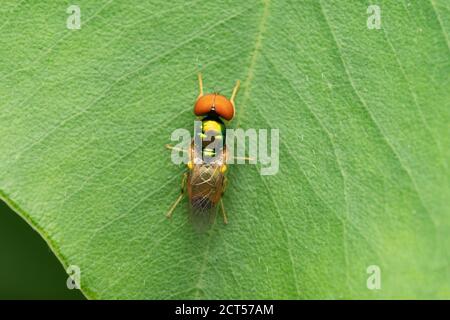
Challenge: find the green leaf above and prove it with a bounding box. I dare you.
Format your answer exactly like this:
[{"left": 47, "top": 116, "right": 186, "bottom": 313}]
[{"left": 1, "top": 0, "right": 449, "bottom": 299}]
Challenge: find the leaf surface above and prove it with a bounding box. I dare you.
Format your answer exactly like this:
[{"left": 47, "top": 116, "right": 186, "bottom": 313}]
[{"left": 0, "top": 0, "right": 449, "bottom": 299}]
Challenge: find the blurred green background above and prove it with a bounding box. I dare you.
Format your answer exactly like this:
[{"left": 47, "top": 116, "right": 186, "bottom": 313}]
[{"left": 0, "top": 200, "right": 85, "bottom": 299}]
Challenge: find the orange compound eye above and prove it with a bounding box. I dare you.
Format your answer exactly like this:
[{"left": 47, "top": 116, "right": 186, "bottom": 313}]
[
  {"left": 194, "top": 94, "right": 215, "bottom": 117},
  {"left": 194, "top": 94, "right": 235, "bottom": 121}
]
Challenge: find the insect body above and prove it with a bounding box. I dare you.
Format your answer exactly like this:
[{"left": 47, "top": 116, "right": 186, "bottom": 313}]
[{"left": 166, "top": 73, "right": 240, "bottom": 228}]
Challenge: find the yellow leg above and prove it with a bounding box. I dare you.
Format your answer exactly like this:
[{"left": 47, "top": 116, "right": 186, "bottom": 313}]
[
  {"left": 165, "top": 144, "right": 187, "bottom": 153},
  {"left": 230, "top": 79, "right": 240, "bottom": 107},
  {"left": 198, "top": 73, "right": 204, "bottom": 99},
  {"left": 166, "top": 144, "right": 192, "bottom": 169},
  {"left": 220, "top": 199, "right": 228, "bottom": 225},
  {"left": 222, "top": 175, "right": 228, "bottom": 193},
  {"left": 166, "top": 194, "right": 183, "bottom": 219},
  {"left": 220, "top": 177, "right": 228, "bottom": 225},
  {"left": 233, "top": 156, "right": 255, "bottom": 161},
  {"left": 166, "top": 172, "right": 187, "bottom": 219}
]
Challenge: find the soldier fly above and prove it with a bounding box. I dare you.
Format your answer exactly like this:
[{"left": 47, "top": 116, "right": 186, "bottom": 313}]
[{"left": 165, "top": 73, "right": 240, "bottom": 229}]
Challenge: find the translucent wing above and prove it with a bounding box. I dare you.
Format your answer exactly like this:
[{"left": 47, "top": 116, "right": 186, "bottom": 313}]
[{"left": 187, "top": 142, "right": 226, "bottom": 232}]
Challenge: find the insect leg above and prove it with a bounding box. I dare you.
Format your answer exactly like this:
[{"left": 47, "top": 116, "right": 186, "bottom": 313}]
[
  {"left": 220, "top": 199, "right": 228, "bottom": 225},
  {"left": 197, "top": 72, "right": 204, "bottom": 99},
  {"left": 219, "top": 176, "right": 228, "bottom": 225},
  {"left": 230, "top": 79, "right": 240, "bottom": 107},
  {"left": 233, "top": 156, "right": 255, "bottom": 162},
  {"left": 165, "top": 144, "right": 188, "bottom": 153},
  {"left": 165, "top": 172, "right": 187, "bottom": 219},
  {"left": 222, "top": 175, "right": 228, "bottom": 194},
  {"left": 225, "top": 146, "right": 254, "bottom": 162}
]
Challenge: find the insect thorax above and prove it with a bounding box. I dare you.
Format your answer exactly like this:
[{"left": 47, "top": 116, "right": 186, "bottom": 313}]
[{"left": 198, "top": 115, "right": 226, "bottom": 160}]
